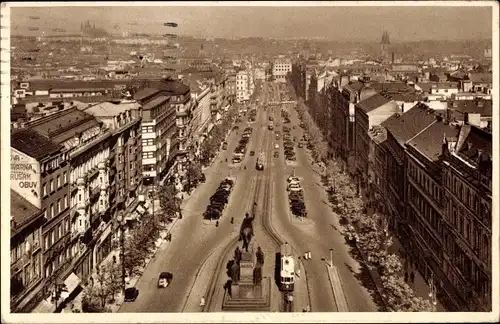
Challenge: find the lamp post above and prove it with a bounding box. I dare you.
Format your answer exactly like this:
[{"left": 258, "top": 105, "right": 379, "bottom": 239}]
[{"left": 116, "top": 211, "right": 126, "bottom": 296}]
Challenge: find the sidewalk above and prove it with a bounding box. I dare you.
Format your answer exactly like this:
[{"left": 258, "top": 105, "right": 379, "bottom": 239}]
[{"left": 360, "top": 190, "right": 445, "bottom": 311}]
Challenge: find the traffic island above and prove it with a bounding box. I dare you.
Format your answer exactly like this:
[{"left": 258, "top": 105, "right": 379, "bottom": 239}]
[{"left": 221, "top": 242, "right": 271, "bottom": 312}]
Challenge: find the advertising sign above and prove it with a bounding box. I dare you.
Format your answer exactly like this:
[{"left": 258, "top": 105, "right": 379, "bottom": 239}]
[{"left": 11, "top": 148, "right": 41, "bottom": 208}]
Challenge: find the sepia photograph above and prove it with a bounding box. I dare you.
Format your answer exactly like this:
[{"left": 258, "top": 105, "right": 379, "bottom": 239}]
[{"left": 1, "top": 1, "right": 498, "bottom": 323}]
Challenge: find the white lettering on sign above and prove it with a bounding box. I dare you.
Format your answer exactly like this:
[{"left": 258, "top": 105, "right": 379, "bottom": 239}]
[{"left": 10, "top": 149, "right": 42, "bottom": 208}]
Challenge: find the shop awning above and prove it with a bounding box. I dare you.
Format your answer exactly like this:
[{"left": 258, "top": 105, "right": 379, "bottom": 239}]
[{"left": 60, "top": 272, "right": 81, "bottom": 300}]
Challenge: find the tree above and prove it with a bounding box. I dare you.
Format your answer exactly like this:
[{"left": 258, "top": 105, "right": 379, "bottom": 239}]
[
  {"left": 81, "top": 261, "right": 120, "bottom": 312},
  {"left": 381, "top": 275, "right": 434, "bottom": 312},
  {"left": 123, "top": 234, "right": 147, "bottom": 277},
  {"left": 158, "top": 182, "right": 178, "bottom": 223},
  {"left": 186, "top": 161, "right": 203, "bottom": 191}
]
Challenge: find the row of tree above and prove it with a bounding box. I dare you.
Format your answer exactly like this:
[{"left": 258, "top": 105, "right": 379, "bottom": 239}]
[
  {"left": 199, "top": 106, "right": 238, "bottom": 167},
  {"left": 292, "top": 93, "right": 434, "bottom": 312},
  {"left": 82, "top": 182, "right": 182, "bottom": 313}
]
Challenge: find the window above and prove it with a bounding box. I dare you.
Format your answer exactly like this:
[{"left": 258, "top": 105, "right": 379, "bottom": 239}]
[
  {"left": 44, "top": 234, "right": 49, "bottom": 249},
  {"left": 43, "top": 183, "right": 47, "bottom": 197},
  {"left": 142, "top": 152, "right": 154, "bottom": 159},
  {"left": 142, "top": 139, "right": 154, "bottom": 146},
  {"left": 57, "top": 199, "right": 61, "bottom": 214},
  {"left": 58, "top": 224, "right": 62, "bottom": 239},
  {"left": 66, "top": 218, "right": 70, "bottom": 232},
  {"left": 130, "top": 162, "right": 134, "bottom": 170},
  {"left": 66, "top": 195, "right": 69, "bottom": 208},
  {"left": 78, "top": 194, "right": 82, "bottom": 202},
  {"left": 50, "top": 179, "right": 54, "bottom": 192},
  {"left": 50, "top": 204, "right": 54, "bottom": 218},
  {"left": 56, "top": 175, "right": 61, "bottom": 188},
  {"left": 63, "top": 171, "right": 67, "bottom": 184},
  {"left": 142, "top": 126, "right": 153, "bottom": 133}
]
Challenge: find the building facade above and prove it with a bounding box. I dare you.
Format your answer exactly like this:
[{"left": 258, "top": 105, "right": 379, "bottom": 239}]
[
  {"left": 272, "top": 58, "right": 292, "bottom": 83},
  {"left": 441, "top": 125, "right": 492, "bottom": 311},
  {"left": 133, "top": 78, "right": 192, "bottom": 188},
  {"left": 405, "top": 119, "right": 461, "bottom": 311},
  {"left": 10, "top": 191, "right": 45, "bottom": 313}
]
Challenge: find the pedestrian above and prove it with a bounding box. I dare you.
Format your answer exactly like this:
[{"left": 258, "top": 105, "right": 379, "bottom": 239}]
[
  {"left": 200, "top": 296, "right": 206, "bottom": 307},
  {"left": 410, "top": 271, "right": 415, "bottom": 284},
  {"left": 216, "top": 220, "right": 219, "bottom": 227}
]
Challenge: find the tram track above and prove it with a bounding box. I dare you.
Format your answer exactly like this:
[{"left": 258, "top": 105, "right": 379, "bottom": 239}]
[
  {"left": 202, "top": 100, "right": 269, "bottom": 312},
  {"left": 202, "top": 84, "right": 309, "bottom": 313}
]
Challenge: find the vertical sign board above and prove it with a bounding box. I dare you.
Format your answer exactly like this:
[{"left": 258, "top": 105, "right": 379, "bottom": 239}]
[{"left": 11, "top": 148, "right": 42, "bottom": 209}]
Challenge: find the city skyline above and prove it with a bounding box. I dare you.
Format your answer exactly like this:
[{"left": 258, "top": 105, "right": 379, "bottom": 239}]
[{"left": 11, "top": 3, "right": 493, "bottom": 41}]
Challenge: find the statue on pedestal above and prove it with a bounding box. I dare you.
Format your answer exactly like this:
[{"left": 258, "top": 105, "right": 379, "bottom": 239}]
[
  {"left": 231, "top": 261, "right": 240, "bottom": 284},
  {"left": 234, "top": 247, "right": 242, "bottom": 265},
  {"left": 256, "top": 246, "right": 264, "bottom": 266},
  {"left": 253, "top": 263, "right": 262, "bottom": 286}
]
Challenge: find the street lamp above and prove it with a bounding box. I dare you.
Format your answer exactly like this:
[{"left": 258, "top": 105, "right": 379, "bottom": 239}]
[{"left": 116, "top": 211, "right": 126, "bottom": 296}]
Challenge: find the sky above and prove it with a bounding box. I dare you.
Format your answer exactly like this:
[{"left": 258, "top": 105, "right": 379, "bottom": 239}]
[{"left": 9, "top": 3, "right": 494, "bottom": 42}]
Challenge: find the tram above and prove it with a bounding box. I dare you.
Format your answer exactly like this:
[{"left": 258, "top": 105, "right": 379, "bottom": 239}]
[
  {"left": 256, "top": 153, "right": 265, "bottom": 171},
  {"left": 280, "top": 243, "right": 295, "bottom": 292}
]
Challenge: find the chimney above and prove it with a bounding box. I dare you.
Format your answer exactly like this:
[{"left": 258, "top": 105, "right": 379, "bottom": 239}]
[
  {"left": 442, "top": 133, "right": 448, "bottom": 156},
  {"left": 391, "top": 52, "right": 395, "bottom": 64}
]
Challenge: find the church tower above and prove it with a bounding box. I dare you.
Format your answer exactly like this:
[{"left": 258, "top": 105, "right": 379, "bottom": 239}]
[{"left": 380, "top": 31, "right": 390, "bottom": 63}]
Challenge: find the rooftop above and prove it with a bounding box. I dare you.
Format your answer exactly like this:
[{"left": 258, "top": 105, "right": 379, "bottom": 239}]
[
  {"left": 455, "top": 124, "right": 492, "bottom": 169},
  {"left": 468, "top": 72, "right": 492, "bottom": 84},
  {"left": 344, "top": 81, "right": 365, "bottom": 93},
  {"left": 356, "top": 93, "right": 392, "bottom": 114},
  {"left": 371, "top": 82, "right": 415, "bottom": 93},
  {"left": 11, "top": 190, "right": 43, "bottom": 236},
  {"left": 142, "top": 95, "right": 170, "bottom": 110},
  {"left": 133, "top": 87, "right": 159, "bottom": 101},
  {"left": 84, "top": 101, "right": 141, "bottom": 117},
  {"left": 11, "top": 128, "right": 62, "bottom": 160},
  {"left": 381, "top": 102, "right": 438, "bottom": 146},
  {"left": 407, "top": 120, "right": 459, "bottom": 162},
  {"left": 448, "top": 99, "right": 492, "bottom": 117},
  {"left": 28, "top": 108, "right": 100, "bottom": 145}
]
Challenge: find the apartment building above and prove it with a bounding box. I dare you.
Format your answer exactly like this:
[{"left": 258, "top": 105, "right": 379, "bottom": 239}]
[
  {"left": 10, "top": 191, "right": 45, "bottom": 313},
  {"left": 405, "top": 119, "right": 461, "bottom": 311},
  {"left": 378, "top": 103, "right": 438, "bottom": 242},
  {"left": 82, "top": 100, "right": 144, "bottom": 237},
  {"left": 133, "top": 78, "right": 192, "bottom": 188},
  {"left": 354, "top": 93, "right": 400, "bottom": 190},
  {"left": 272, "top": 58, "right": 292, "bottom": 83},
  {"left": 11, "top": 127, "right": 72, "bottom": 313},
  {"left": 236, "top": 69, "right": 250, "bottom": 103},
  {"left": 441, "top": 125, "right": 492, "bottom": 311}
]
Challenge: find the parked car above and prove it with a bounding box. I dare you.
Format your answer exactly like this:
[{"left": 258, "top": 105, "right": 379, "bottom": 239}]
[
  {"left": 298, "top": 142, "right": 303, "bottom": 148},
  {"left": 274, "top": 144, "right": 279, "bottom": 149},
  {"left": 124, "top": 287, "right": 139, "bottom": 302},
  {"left": 274, "top": 151, "right": 279, "bottom": 158},
  {"left": 222, "top": 142, "right": 228, "bottom": 150},
  {"left": 158, "top": 272, "right": 173, "bottom": 288},
  {"left": 250, "top": 150, "right": 255, "bottom": 156}
]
